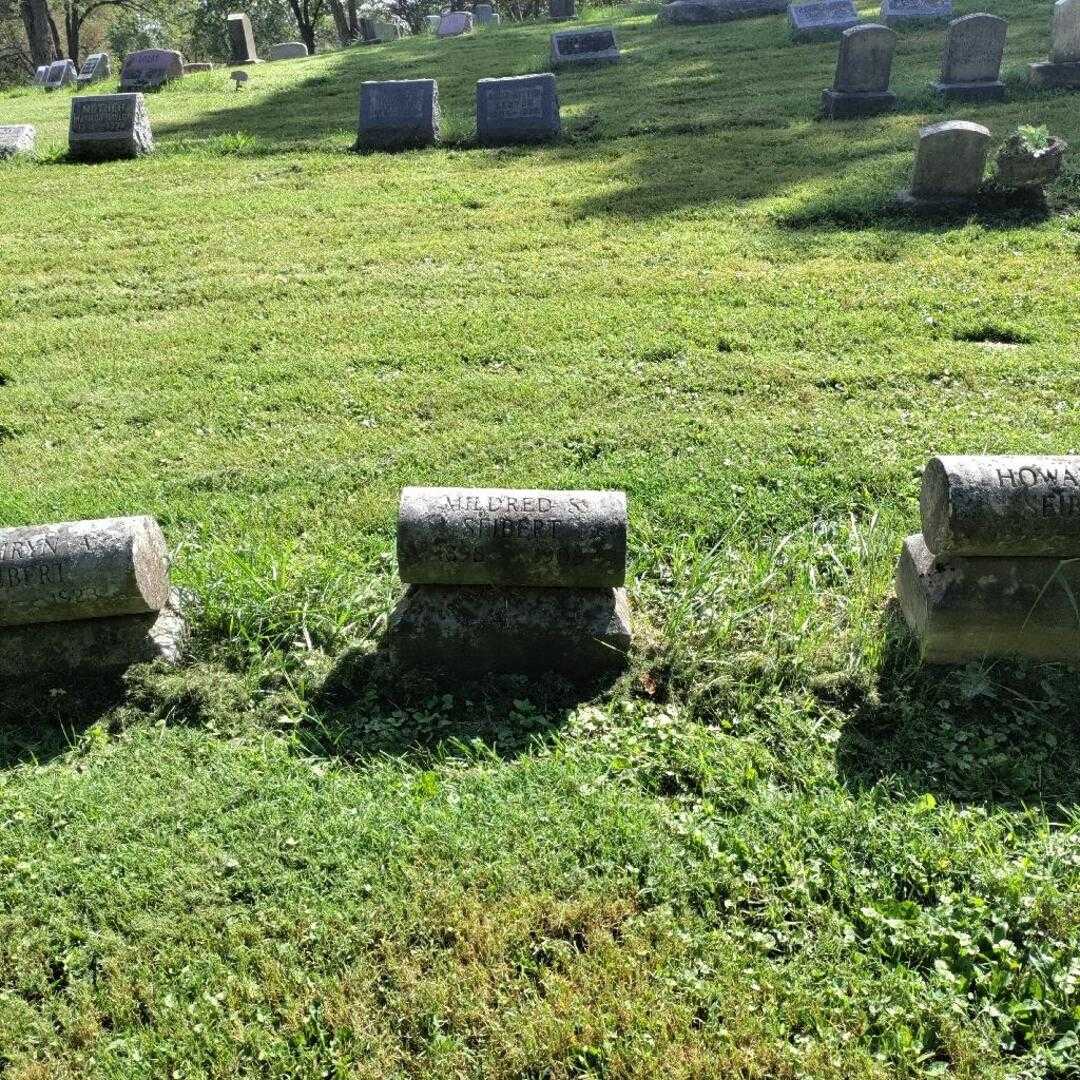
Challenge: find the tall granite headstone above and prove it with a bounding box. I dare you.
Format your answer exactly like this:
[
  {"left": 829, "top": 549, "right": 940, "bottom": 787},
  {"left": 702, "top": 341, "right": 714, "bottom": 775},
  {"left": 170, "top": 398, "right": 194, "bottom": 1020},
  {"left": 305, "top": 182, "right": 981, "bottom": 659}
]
[
  {"left": 0, "top": 125, "right": 36, "bottom": 159},
  {"left": 899, "top": 119, "right": 990, "bottom": 205},
  {"left": 476, "top": 73, "right": 560, "bottom": 145},
  {"left": 357, "top": 79, "right": 440, "bottom": 151},
  {"left": 227, "top": 12, "right": 260, "bottom": 63},
  {"left": 789, "top": 0, "right": 860, "bottom": 41},
  {"left": 551, "top": 26, "right": 619, "bottom": 64},
  {"left": 880, "top": 0, "right": 951, "bottom": 26},
  {"left": 932, "top": 13, "right": 1007, "bottom": 101},
  {"left": 1030, "top": 0, "right": 1080, "bottom": 89},
  {"left": 822, "top": 23, "right": 897, "bottom": 117},
  {"left": 69, "top": 93, "right": 154, "bottom": 161},
  {"left": 119, "top": 49, "right": 184, "bottom": 91}
]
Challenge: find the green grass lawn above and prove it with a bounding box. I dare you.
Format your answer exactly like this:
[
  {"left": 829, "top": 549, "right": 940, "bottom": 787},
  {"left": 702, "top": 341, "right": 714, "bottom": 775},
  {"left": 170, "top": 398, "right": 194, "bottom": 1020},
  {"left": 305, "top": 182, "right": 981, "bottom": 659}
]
[{"left": 2, "top": 1, "right": 1080, "bottom": 1075}]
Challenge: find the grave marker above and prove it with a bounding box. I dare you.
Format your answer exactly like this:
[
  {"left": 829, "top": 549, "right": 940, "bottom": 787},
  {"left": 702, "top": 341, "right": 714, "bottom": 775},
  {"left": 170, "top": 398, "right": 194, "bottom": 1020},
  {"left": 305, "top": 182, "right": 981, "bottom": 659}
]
[
  {"left": 551, "top": 26, "right": 619, "bottom": 64},
  {"left": 437, "top": 11, "right": 473, "bottom": 35},
  {"left": 45, "top": 59, "right": 77, "bottom": 90},
  {"left": 357, "top": 79, "right": 440, "bottom": 150},
  {"left": 476, "top": 73, "right": 560, "bottom": 145},
  {"left": 0, "top": 125, "right": 35, "bottom": 159},
  {"left": 270, "top": 40, "right": 309, "bottom": 59},
  {"left": 933, "top": 13, "right": 1006, "bottom": 101},
  {"left": 227, "top": 12, "right": 260, "bottom": 63},
  {"left": 899, "top": 119, "right": 990, "bottom": 205},
  {"left": 1030, "top": 0, "right": 1080, "bottom": 89},
  {"left": 549, "top": 0, "right": 575, "bottom": 19},
  {"left": 789, "top": 0, "right": 859, "bottom": 40},
  {"left": 33, "top": 65, "right": 48, "bottom": 86},
  {"left": 821, "top": 23, "right": 897, "bottom": 117},
  {"left": 879, "top": 0, "right": 951, "bottom": 26},
  {"left": 69, "top": 93, "right": 154, "bottom": 161},
  {"left": 474, "top": 3, "right": 500, "bottom": 24},
  {"left": 120, "top": 49, "right": 184, "bottom": 91},
  {"left": 77, "top": 52, "right": 110, "bottom": 84}
]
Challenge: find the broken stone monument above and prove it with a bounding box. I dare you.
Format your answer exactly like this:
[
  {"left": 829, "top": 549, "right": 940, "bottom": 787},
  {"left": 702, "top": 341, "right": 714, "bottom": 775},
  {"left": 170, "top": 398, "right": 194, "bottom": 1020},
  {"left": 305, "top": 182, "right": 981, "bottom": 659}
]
[
  {"left": 390, "top": 487, "right": 632, "bottom": 677},
  {"left": 897, "top": 456, "right": 1080, "bottom": 663},
  {"left": 357, "top": 79, "right": 440, "bottom": 151},
  {"left": 897, "top": 119, "right": 990, "bottom": 206},
  {"left": 45, "top": 59, "right": 77, "bottom": 90},
  {"left": 270, "top": 41, "right": 309, "bottom": 59},
  {"left": 879, "top": 0, "right": 951, "bottom": 27},
  {"left": 1030, "top": 0, "right": 1080, "bottom": 89},
  {"left": 119, "top": 49, "right": 184, "bottom": 91},
  {"left": 476, "top": 73, "right": 560, "bottom": 145},
  {"left": 0, "top": 516, "right": 185, "bottom": 681},
  {"left": 551, "top": 26, "right": 619, "bottom": 64},
  {"left": 69, "top": 93, "right": 154, "bottom": 161},
  {"left": 789, "top": 1, "right": 860, "bottom": 41},
  {"left": 227, "top": 12, "right": 261, "bottom": 63},
  {"left": 821, "top": 23, "right": 897, "bottom": 117},
  {"left": 932, "top": 13, "right": 1007, "bottom": 102},
  {"left": 0, "top": 125, "right": 36, "bottom": 160}
]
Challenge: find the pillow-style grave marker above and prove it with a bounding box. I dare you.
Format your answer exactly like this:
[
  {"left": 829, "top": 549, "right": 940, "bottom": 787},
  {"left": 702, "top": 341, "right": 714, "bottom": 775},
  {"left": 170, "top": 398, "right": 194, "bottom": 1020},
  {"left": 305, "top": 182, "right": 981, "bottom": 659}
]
[
  {"left": 476, "top": 73, "right": 560, "bottom": 145},
  {"left": 879, "top": 0, "right": 950, "bottom": 27},
  {"left": 1030, "top": 0, "right": 1080, "bottom": 89},
  {"left": 120, "top": 49, "right": 184, "bottom": 91},
  {"left": 821, "top": 23, "right": 897, "bottom": 117},
  {"left": 932, "top": 13, "right": 1006, "bottom": 101},
  {"left": 69, "top": 93, "right": 154, "bottom": 161},
  {"left": 897, "top": 456, "right": 1080, "bottom": 663},
  {"left": 437, "top": 11, "right": 473, "bottom": 36},
  {"left": 551, "top": 26, "right": 619, "bottom": 65},
  {"left": 897, "top": 120, "right": 989, "bottom": 207},
  {"left": 549, "top": 0, "right": 575, "bottom": 19},
  {"left": 77, "top": 52, "right": 110, "bottom": 85},
  {"left": 270, "top": 41, "right": 308, "bottom": 60},
  {"left": 33, "top": 65, "right": 49, "bottom": 86},
  {"left": 390, "top": 488, "right": 631, "bottom": 677},
  {"left": 789, "top": 1, "right": 859, "bottom": 41},
  {"left": 0, "top": 517, "right": 185, "bottom": 681},
  {"left": 227, "top": 12, "right": 261, "bottom": 63},
  {"left": 0, "top": 125, "right": 36, "bottom": 159},
  {"left": 357, "top": 79, "right": 440, "bottom": 151},
  {"left": 45, "top": 59, "right": 77, "bottom": 90}
]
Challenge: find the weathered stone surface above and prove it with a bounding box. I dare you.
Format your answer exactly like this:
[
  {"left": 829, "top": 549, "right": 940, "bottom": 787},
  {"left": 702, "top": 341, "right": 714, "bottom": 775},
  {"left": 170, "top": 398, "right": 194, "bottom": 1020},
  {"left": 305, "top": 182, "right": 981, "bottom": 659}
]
[
  {"left": 398, "top": 488, "right": 625, "bottom": 587},
  {"left": 1029, "top": 0, "right": 1080, "bottom": 87},
  {"left": 437, "top": 11, "right": 473, "bottom": 35},
  {"left": 0, "top": 516, "right": 169, "bottom": 628},
  {"left": 549, "top": 0, "right": 575, "bottom": 19},
  {"left": 357, "top": 79, "right": 440, "bottom": 151},
  {"left": 185, "top": 62, "right": 214, "bottom": 73},
  {"left": 821, "top": 23, "right": 897, "bottom": 117},
  {"left": 474, "top": 3, "right": 500, "bottom": 24},
  {"left": 0, "top": 591, "right": 186, "bottom": 683},
  {"left": 879, "top": 0, "right": 950, "bottom": 26},
  {"left": 551, "top": 26, "right": 619, "bottom": 64},
  {"left": 658, "top": 2, "right": 725, "bottom": 23},
  {"left": 46, "top": 59, "right": 77, "bottom": 90},
  {"left": 120, "top": 49, "right": 184, "bottom": 91},
  {"left": 476, "top": 73, "right": 560, "bottom": 145},
  {"left": 389, "top": 585, "right": 631, "bottom": 677},
  {"left": 227, "top": 12, "right": 260, "bottom": 63},
  {"left": 77, "top": 52, "right": 110, "bottom": 84},
  {"left": 0, "top": 125, "right": 36, "bottom": 160},
  {"left": 932, "top": 13, "right": 1006, "bottom": 102},
  {"left": 921, "top": 455, "right": 1080, "bottom": 557},
  {"left": 789, "top": 0, "right": 860, "bottom": 41},
  {"left": 373, "top": 20, "right": 403, "bottom": 39},
  {"left": 896, "top": 534, "right": 1080, "bottom": 664},
  {"left": 425, "top": 14, "right": 441, "bottom": 31},
  {"left": 33, "top": 65, "right": 48, "bottom": 86},
  {"left": 69, "top": 93, "right": 154, "bottom": 160},
  {"left": 902, "top": 119, "right": 990, "bottom": 202},
  {"left": 270, "top": 40, "right": 309, "bottom": 59}
]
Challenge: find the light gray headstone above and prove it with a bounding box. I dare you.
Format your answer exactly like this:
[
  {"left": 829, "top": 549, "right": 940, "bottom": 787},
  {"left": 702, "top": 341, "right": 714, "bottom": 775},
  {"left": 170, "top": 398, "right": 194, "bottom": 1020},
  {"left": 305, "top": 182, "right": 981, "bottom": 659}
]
[
  {"left": 551, "top": 26, "right": 619, "bottom": 64},
  {"left": 45, "top": 59, "right": 77, "bottom": 90},
  {"left": 789, "top": 0, "right": 859, "bottom": 40},
  {"left": 120, "top": 49, "right": 184, "bottom": 91},
  {"left": 437, "top": 11, "right": 473, "bottom": 35},
  {"left": 821, "top": 23, "right": 897, "bottom": 117},
  {"left": 269, "top": 41, "right": 309, "bottom": 60},
  {"left": 0, "top": 125, "right": 36, "bottom": 159},
  {"left": 933, "top": 12, "right": 1006, "bottom": 100},
  {"left": 357, "top": 79, "right": 440, "bottom": 151},
  {"left": 373, "top": 20, "right": 402, "bottom": 39},
  {"left": 425, "top": 14, "right": 441, "bottom": 30},
  {"left": 34, "top": 65, "right": 49, "bottom": 85},
  {"left": 69, "top": 93, "right": 154, "bottom": 161},
  {"left": 476, "top": 73, "right": 560, "bottom": 145},
  {"left": 227, "top": 12, "right": 260, "bottom": 63},
  {"left": 879, "top": 0, "right": 951, "bottom": 26},
  {"left": 77, "top": 52, "right": 111, "bottom": 84},
  {"left": 1051, "top": 0, "right": 1080, "bottom": 62},
  {"left": 908, "top": 119, "right": 990, "bottom": 199}
]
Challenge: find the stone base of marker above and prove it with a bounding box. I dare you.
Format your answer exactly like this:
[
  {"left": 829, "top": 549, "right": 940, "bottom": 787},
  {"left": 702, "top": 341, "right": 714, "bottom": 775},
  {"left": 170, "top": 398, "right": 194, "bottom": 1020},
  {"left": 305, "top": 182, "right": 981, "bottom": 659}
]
[
  {"left": 931, "top": 79, "right": 1005, "bottom": 103},
  {"left": 820, "top": 87, "right": 896, "bottom": 118},
  {"left": 1029, "top": 60, "right": 1080, "bottom": 89},
  {"left": 896, "top": 535, "right": 1080, "bottom": 664},
  {"left": 389, "top": 585, "right": 631, "bottom": 678},
  {"left": 69, "top": 94, "right": 154, "bottom": 161},
  {"left": 0, "top": 125, "right": 36, "bottom": 160}
]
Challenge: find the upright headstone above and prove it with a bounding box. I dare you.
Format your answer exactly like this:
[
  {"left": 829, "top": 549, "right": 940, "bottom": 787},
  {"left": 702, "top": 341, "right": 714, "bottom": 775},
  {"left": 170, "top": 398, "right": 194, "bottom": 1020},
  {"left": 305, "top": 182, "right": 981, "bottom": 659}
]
[
  {"left": 821, "top": 23, "right": 897, "bottom": 117},
  {"left": 270, "top": 40, "right": 309, "bottom": 59},
  {"left": 436, "top": 11, "right": 473, "bottom": 35},
  {"left": 0, "top": 125, "right": 36, "bottom": 160},
  {"left": 119, "top": 49, "right": 184, "bottom": 91},
  {"left": 357, "top": 79, "right": 440, "bottom": 151},
  {"left": 474, "top": 3, "right": 501, "bottom": 24},
  {"left": 373, "top": 20, "right": 403, "bottom": 39},
  {"left": 879, "top": 0, "right": 951, "bottom": 27},
  {"left": 0, "top": 517, "right": 184, "bottom": 681},
  {"left": 789, "top": 0, "right": 859, "bottom": 40},
  {"left": 932, "top": 13, "right": 1006, "bottom": 101},
  {"left": 425, "top": 13, "right": 441, "bottom": 30},
  {"left": 659, "top": 0, "right": 785, "bottom": 21},
  {"left": 389, "top": 488, "right": 631, "bottom": 677},
  {"left": 69, "top": 93, "right": 154, "bottom": 161},
  {"left": 227, "top": 12, "right": 260, "bottom": 63},
  {"left": 77, "top": 52, "right": 110, "bottom": 84},
  {"left": 476, "top": 73, "right": 560, "bottom": 145},
  {"left": 45, "top": 59, "right": 77, "bottom": 90},
  {"left": 33, "top": 65, "right": 49, "bottom": 86},
  {"left": 549, "top": 0, "right": 575, "bottom": 19},
  {"left": 1030, "top": 0, "right": 1080, "bottom": 89},
  {"left": 899, "top": 119, "right": 990, "bottom": 205},
  {"left": 551, "top": 26, "right": 620, "bottom": 64}
]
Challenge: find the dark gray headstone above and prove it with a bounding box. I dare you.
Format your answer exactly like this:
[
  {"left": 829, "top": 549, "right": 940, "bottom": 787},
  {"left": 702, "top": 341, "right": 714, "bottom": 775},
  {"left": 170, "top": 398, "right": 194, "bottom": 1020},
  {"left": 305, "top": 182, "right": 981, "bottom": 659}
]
[
  {"left": 0, "top": 125, "right": 36, "bottom": 159},
  {"left": 821, "top": 23, "right": 897, "bottom": 117},
  {"left": 120, "top": 49, "right": 184, "bottom": 91},
  {"left": 474, "top": 3, "right": 500, "bottom": 24},
  {"left": 476, "top": 73, "right": 560, "bottom": 145},
  {"left": 900, "top": 119, "right": 990, "bottom": 204},
  {"left": 227, "top": 12, "right": 260, "bottom": 63},
  {"left": 1029, "top": 0, "right": 1080, "bottom": 88},
  {"left": 789, "top": 0, "right": 859, "bottom": 40},
  {"left": 45, "top": 59, "right": 77, "bottom": 90},
  {"left": 357, "top": 79, "right": 440, "bottom": 151},
  {"left": 69, "top": 93, "right": 154, "bottom": 161},
  {"left": 551, "top": 26, "right": 619, "bottom": 64},
  {"left": 549, "top": 0, "right": 575, "bottom": 18},
  {"left": 77, "top": 52, "right": 110, "bottom": 84},
  {"left": 932, "top": 13, "right": 1006, "bottom": 101},
  {"left": 879, "top": 0, "right": 951, "bottom": 26},
  {"left": 668, "top": 0, "right": 785, "bottom": 20}
]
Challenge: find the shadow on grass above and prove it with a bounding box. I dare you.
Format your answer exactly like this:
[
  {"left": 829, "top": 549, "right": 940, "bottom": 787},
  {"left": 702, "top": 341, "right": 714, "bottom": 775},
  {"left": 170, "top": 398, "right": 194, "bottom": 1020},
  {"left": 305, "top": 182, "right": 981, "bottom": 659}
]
[{"left": 836, "top": 603, "right": 1080, "bottom": 812}]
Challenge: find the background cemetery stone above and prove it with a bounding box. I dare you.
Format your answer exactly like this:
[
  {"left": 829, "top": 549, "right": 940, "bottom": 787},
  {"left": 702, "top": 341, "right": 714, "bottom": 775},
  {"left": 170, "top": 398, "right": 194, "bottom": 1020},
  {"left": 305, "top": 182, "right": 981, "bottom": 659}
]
[
  {"left": 425, "top": 14, "right": 441, "bottom": 30},
  {"left": 879, "top": 0, "right": 951, "bottom": 26},
  {"left": 185, "top": 62, "right": 214, "bottom": 73},
  {"left": 680, "top": 0, "right": 786, "bottom": 19},
  {"left": 474, "top": 3, "right": 500, "bottom": 24},
  {"left": 357, "top": 79, "right": 440, "bottom": 151},
  {"left": 270, "top": 41, "right": 309, "bottom": 60},
  {"left": 46, "top": 59, "right": 77, "bottom": 90},
  {"left": 33, "top": 65, "right": 48, "bottom": 86},
  {"left": 932, "top": 13, "right": 1007, "bottom": 102},
  {"left": 658, "top": 2, "right": 727, "bottom": 22},
  {"left": 227, "top": 12, "right": 260, "bottom": 63},
  {"left": 821, "top": 23, "right": 897, "bottom": 117},
  {"left": 476, "top": 73, "right": 560, "bottom": 145},
  {"left": 0, "top": 125, "right": 35, "bottom": 159},
  {"left": 789, "top": 1, "right": 860, "bottom": 41},
  {"left": 901, "top": 119, "right": 990, "bottom": 204},
  {"left": 1030, "top": 0, "right": 1080, "bottom": 88},
  {"left": 373, "top": 21, "right": 402, "bottom": 40},
  {"left": 120, "top": 49, "right": 184, "bottom": 91},
  {"left": 77, "top": 52, "right": 110, "bottom": 85},
  {"left": 69, "top": 93, "right": 154, "bottom": 161},
  {"left": 549, "top": 0, "right": 575, "bottom": 20},
  {"left": 437, "top": 11, "right": 473, "bottom": 36},
  {"left": 551, "top": 26, "right": 619, "bottom": 65}
]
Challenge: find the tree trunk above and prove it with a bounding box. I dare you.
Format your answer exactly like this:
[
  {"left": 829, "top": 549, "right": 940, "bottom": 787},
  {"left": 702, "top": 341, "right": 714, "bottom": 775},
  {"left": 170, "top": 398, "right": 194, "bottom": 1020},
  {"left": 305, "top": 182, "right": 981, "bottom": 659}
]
[
  {"left": 46, "top": 7, "right": 61, "bottom": 55},
  {"left": 19, "top": 0, "right": 56, "bottom": 67},
  {"left": 346, "top": 0, "right": 358, "bottom": 36},
  {"left": 328, "top": 0, "right": 350, "bottom": 43},
  {"left": 288, "top": 0, "right": 319, "bottom": 52},
  {"left": 64, "top": 1, "right": 78, "bottom": 62}
]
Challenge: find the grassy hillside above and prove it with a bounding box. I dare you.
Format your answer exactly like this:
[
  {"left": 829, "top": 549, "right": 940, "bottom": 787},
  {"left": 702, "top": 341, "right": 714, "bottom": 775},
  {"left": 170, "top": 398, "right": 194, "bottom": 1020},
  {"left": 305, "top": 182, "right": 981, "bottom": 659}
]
[{"left": 1, "top": 2, "right": 1080, "bottom": 1076}]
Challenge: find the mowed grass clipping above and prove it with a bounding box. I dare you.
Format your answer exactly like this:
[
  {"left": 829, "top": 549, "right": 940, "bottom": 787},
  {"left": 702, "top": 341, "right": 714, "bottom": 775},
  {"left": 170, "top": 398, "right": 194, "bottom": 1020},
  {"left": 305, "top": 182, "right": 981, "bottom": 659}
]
[{"left": 1, "top": 0, "right": 1080, "bottom": 1076}]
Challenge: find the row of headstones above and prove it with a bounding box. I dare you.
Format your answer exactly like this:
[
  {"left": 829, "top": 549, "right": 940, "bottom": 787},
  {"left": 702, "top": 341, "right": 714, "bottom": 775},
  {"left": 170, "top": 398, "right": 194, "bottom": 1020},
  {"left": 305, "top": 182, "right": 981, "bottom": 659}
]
[
  {"left": 6, "top": 459, "right": 1080, "bottom": 685},
  {"left": 32, "top": 53, "right": 108, "bottom": 91},
  {"left": 433, "top": 0, "right": 575, "bottom": 36},
  {"left": 660, "top": 0, "right": 953, "bottom": 27}
]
